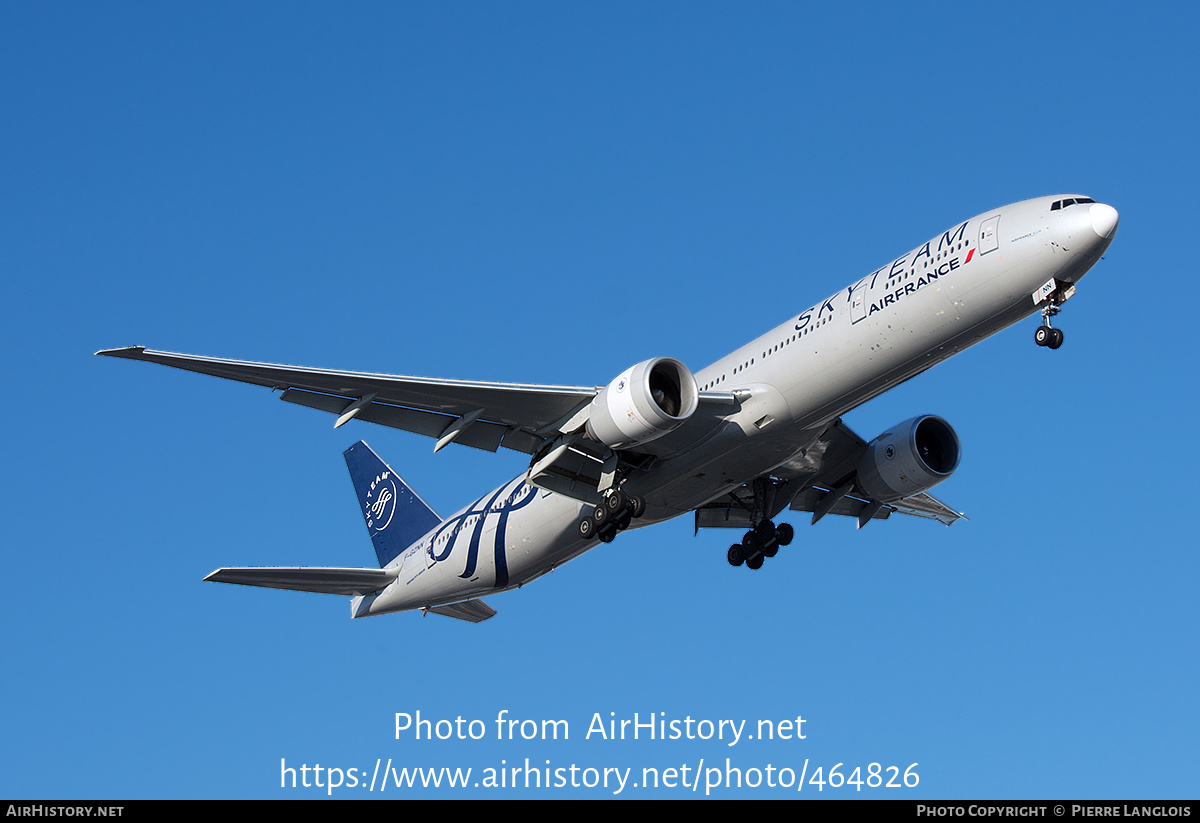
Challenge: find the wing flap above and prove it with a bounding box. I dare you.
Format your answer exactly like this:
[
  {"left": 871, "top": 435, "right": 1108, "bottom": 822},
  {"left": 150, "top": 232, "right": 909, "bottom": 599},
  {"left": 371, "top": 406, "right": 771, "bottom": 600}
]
[
  {"left": 789, "top": 486, "right": 894, "bottom": 522},
  {"left": 281, "top": 389, "right": 511, "bottom": 453},
  {"left": 786, "top": 489, "right": 963, "bottom": 526},
  {"left": 204, "top": 566, "right": 397, "bottom": 596}
]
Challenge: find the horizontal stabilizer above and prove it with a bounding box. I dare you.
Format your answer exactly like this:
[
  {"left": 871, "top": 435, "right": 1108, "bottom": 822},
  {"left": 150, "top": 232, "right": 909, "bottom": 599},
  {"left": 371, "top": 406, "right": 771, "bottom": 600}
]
[
  {"left": 427, "top": 599, "right": 497, "bottom": 623},
  {"left": 204, "top": 566, "right": 397, "bottom": 596}
]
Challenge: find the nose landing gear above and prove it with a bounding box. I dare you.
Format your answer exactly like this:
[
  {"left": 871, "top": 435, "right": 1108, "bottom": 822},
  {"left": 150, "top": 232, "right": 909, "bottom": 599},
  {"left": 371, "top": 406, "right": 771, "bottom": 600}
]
[{"left": 1034, "top": 290, "right": 1068, "bottom": 349}]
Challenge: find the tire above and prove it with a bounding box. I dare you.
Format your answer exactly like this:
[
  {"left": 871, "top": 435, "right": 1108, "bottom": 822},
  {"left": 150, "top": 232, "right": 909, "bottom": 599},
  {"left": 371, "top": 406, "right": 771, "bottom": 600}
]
[
  {"left": 605, "top": 490, "right": 628, "bottom": 515},
  {"left": 578, "top": 518, "right": 594, "bottom": 539},
  {"left": 747, "top": 555, "right": 764, "bottom": 570},
  {"left": 776, "top": 523, "right": 794, "bottom": 546},
  {"left": 629, "top": 495, "right": 646, "bottom": 518},
  {"left": 727, "top": 544, "right": 745, "bottom": 567},
  {"left": 1048, "top": 328, "right": 1064, "bottom": 349},
  {"left": 1034, "top": 326, "right": 1051, "bottom": 347},
  {"left": 592, "top": 504, "right": 609, "bottom": 526}
]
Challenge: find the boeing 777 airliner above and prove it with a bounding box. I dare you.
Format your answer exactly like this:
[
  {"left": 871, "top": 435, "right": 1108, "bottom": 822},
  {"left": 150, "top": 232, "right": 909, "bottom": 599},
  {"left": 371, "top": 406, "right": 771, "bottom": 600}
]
[{"left": 98, "top": 194, "right": 1119, "bottom": 622}]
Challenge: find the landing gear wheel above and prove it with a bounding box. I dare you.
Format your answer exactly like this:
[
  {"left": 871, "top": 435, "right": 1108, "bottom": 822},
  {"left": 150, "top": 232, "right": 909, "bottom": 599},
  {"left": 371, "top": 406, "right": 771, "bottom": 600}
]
[
  {"left": 727, "top": 544, "right": 745, "bottom": 567},
  {"left": 746, "top": 555, "right": 764, "bottom": 570},
  {"left": 1036, "top": 297, "right": 1066, "bottom": 349},
  {"left": 754, "top": 520, "right": 779, "bottom": 557},
  {"left": 578, "top": 517, "right": 595, "bottom": 540},
  {"left": 605, "top": 490, "right": 628, "bottom": 515},
  {"left": 775, "top": 523, "right": 794, "bottom": 546},
  {"left": 589, "top": 489, "right": 641, "bottom": 544},
  {"left": 755, "top": 520, "right": 776, "bottom": 541}
]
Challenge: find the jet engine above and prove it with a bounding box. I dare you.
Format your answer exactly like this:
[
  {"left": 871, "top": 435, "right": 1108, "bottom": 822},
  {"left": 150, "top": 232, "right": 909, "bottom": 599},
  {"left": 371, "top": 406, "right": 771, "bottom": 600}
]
[
  {"left": 855, "top": 415, "right": 960, "bottom": 502},
  {"left": 586, "top": 358, "right": 699, "bottom": 450}
]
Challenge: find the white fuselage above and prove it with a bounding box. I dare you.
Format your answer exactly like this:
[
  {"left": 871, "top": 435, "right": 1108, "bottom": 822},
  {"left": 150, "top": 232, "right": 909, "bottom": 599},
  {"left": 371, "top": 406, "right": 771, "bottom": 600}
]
[{"left": 353, "top": 194, "right": 1117, "bottom": 618}]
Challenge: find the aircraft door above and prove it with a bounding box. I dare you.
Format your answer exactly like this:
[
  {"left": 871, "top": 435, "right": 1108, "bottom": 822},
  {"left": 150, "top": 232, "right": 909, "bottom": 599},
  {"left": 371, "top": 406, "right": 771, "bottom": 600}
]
[
  {"left": 979, "top": 215, "right": 1000, "bottom": 254},
  {"left": 850, "top": 281, "right": 868, "bottom": 324}
]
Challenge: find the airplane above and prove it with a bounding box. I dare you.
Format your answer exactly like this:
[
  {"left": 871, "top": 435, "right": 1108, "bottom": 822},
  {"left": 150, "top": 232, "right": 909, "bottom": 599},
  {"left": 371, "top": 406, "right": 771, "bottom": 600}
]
[{"left": 97, "top": 194, "right": 1119, "bottom": 622}]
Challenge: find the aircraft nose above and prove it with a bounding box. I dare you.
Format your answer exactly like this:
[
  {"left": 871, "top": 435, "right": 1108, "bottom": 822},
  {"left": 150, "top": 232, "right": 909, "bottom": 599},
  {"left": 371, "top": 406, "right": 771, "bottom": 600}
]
[{"left": 1090, "top": 203, "right": 1119, "bottom": 239}]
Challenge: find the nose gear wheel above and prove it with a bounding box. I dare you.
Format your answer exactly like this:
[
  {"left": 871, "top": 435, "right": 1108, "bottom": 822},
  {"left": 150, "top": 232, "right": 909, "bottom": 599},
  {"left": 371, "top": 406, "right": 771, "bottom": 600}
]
[{"left": 1034, "top": 300, "right": 1065, "bottom": 349}]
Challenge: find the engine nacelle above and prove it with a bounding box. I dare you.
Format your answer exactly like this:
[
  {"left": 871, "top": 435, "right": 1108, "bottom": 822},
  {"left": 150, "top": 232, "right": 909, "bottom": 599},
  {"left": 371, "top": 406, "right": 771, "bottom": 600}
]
[
  {"left": 586, "top": 358, "right": 699, "bottom": 449},
  {"left": 856, "top": 415, "right": 960, "bottom": 502}
]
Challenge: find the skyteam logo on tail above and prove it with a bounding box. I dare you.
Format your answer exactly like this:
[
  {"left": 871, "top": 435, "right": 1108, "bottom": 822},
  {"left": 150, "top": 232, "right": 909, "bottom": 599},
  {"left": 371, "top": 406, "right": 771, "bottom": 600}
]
[
  {"left": 365, "top": 472, "right": 397, "bottom": 533},
  {"left": 345, "top": 441, "right": 443, "bottom": 568}
]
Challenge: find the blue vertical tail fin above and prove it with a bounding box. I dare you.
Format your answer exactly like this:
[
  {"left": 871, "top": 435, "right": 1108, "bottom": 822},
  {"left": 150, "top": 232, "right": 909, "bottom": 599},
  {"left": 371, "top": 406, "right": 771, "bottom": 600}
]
[{"left": 344, "top": 441, "right": 442, "bottom": 568}]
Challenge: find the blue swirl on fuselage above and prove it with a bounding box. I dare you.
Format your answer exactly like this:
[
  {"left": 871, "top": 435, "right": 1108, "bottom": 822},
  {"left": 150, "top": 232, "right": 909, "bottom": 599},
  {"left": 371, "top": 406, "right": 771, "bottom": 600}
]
[
  {"left": 489, "top": 480, "right": 538, "bottom": 588},
  {"left": 425, "top": 478, "right": 540, "bottom": 588},
  {"left": 458, "top": 484, "right": 510, "bottom": 578}
]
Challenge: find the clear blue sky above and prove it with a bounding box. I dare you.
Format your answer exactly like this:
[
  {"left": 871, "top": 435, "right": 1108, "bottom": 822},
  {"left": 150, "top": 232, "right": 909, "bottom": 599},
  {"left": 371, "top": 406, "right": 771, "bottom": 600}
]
[{"left": 3, "top": 1, "right": 1197, "bottom": 799}]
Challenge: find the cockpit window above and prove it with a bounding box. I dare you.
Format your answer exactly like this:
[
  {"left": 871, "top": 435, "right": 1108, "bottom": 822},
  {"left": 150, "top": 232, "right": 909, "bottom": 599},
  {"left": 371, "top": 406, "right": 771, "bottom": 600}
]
[{"left": 1051, "top": 197, "right": 1096, "bottom": 211}]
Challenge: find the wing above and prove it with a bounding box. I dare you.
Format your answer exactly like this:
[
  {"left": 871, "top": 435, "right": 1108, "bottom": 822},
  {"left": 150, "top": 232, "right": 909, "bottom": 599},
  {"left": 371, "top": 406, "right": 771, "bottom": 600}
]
[
  {"left": 97, "top": 346, "right": 741, "bottom": 496},
  {"left": 695, "top": 417, "right": 965, "bottom": 530},
  {"left": 97, "top": 346, "right": 598, "bottom": 455},
  {"left": 781, "top": 418, "right": 964, "bottom": 526}
]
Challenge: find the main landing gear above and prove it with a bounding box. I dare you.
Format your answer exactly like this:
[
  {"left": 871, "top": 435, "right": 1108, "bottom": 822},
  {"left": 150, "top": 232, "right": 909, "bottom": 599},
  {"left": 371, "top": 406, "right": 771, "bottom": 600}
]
[
  {"left": 1034, "top": 303, "right": 1064, "bottom": 349},
  {"left": 578, "top": 489, "right": 645, "bottom": 544},
  {"left": 726, "top": 520, "right": 794, "bottom": 570}
]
